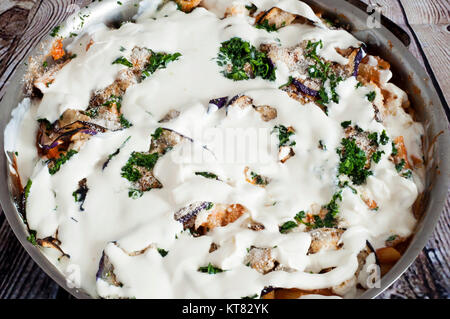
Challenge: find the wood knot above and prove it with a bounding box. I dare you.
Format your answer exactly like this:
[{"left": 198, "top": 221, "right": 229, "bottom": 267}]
[{"left": 0, "top": 6, "right": 29, "bottom": 39}]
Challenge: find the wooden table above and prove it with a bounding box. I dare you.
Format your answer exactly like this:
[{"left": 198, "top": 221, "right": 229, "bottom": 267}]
[{"left": 0, "top": 0, "right": 448, "bottom": 299}]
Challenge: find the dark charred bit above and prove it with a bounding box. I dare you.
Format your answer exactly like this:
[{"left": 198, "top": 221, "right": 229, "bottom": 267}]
[
  {"left": 209, "top": 242, "right": 219, "bottom": 253},
  {"left": 73, "top": 178, "right": 88, "bottom": 211},
  {"left": 247, "top": 221, "right": 265, "bottom": 231},
  {"left": 260, "top": 286, "right": 275, "bottom": 297},
  {"left": 37, "top": 236, "right": 70, "bottom": 260}
]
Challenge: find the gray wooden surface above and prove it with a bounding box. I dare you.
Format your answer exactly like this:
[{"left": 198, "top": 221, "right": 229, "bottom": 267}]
[{"left": 0, "top": 0, "right": 448, "bottom": 299}]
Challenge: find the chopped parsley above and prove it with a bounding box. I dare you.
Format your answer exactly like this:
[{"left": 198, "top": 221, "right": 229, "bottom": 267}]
[
  {"left": 368, "top": 132, "right": 379, "bottom": 146},
  {"left": 317, "top": 190, "right": 343, "bottom": 228},
  {"left": 387, "top": 235, "right": 398, "bottom": 242},
  {"left": 198, "top": 263, "right": 224, "bottom": 274},
  {"left": 272, "top": 125, "right": 295, "bottom": 147},
  {"left": 121, "top": 152, "right": 159, "bottom": 182},
  {"left": 395, "top": 159, "right": 406, "bottom": 172},
  {"left": 217, "top": 37, "right": 276, "bottom": 81},
  {"left": 281, "top": 191, "right": 343, "bottom": 231},
  {"left": 42, "top": 61, "right": 48, "bottom": 68},
  {"left": 366, "top": 91, "right": 376, "bottom": 102},
  {"left": 24, "top": 179, "right": 32, "bottom": 201},
  {"left": 27, "top": 230, "right": 38, "bottom": 246},
  {"left": 119, "top": 114, "right": 132, "bottom": 128},
  {"left": 103, "top": 95, "right": 122, "bottom": 110},
  {"left": 112, "top": 56, "right": 133, "bottom": 68},
  {"left": 402, "top": 170, "right": 412, "bottom": 179},
  {"left": 380, "top": 130, "right": 389, "bottom": 145},
  {"left": 372, "top": 150, "right": 385, "bottom": 163},
  {"left": 195, "top": 172, "right": 219, "bottom": 180},
  {"left": 128, "top": 189, "right": 143, "bottom": 199},
  {"left": 250, "top": 171, "right": 268, "bottom": 186},
  {"left": 305, "top": 40, "right": 343, "bottom": 105},
  {"left": 157, "top": 248, "right": 169, "bottom": 257},
  {"left": 337, "top": 138, "right": 372, "bottom": 185},
  {"left": 341, "top": 120, "right": 352, "bottom": 129},
  {"left": 50, "top": 26, "right": 60, "bottom": 37},
  {"left": 279, "top": 220, "right": 298, "bottom": 233},
  {"left": 142, "top": 51, "right": 182, "bottom": 79},
  {"left": 255, "top": 19, "right": 277, "bottom": 32},
  {"left": 151, "top": 127, "right": 164, "bottom": 140},
  {"left": 391, "top": 142, "right": 398, "bottom": 156},
  {"left": 47, "top": 150, "right": 78, "bottom": 175}
]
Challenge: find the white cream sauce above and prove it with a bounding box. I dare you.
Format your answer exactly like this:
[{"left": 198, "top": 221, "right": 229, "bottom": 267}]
[{"left": 4, "top": 0, "right": 425, "bottom": 299}]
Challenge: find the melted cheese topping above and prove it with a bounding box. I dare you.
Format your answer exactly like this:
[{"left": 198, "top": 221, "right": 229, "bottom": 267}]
[{"left": 5, "top": 0, "right": 425, "bottom": 299}]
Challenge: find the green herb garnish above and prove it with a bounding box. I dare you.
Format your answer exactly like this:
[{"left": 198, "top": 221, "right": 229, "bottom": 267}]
[
  {"left": 272, "top": 125, "right": 295, "bottom": 147},
  {"left": 402, "top": 170, "right": 412, "bottom": 179},
  {"left": 198, "top": 263, "right": 224, "bottom": 274},
  {"left": 391, "top": 141, "right": 398, "bottom": 156},
  {"left": 217, "top": 37, "right": 276, "bottom": 81},
  {"left": 372, "top": 151, "right": 385, "bottom": 163},
  {"left": 157, "top": 248, "right": 169, "bottom": 257},
  {"left": 305, "top": 40, "right": 343, "bottom": 105},
  {"left": 380, "top": 130, "right": 389, "bottom": 145},
  {"left": 142, "top": 51, "right": 181, "bottom": 79},
  {"left": 27, "top": 230, "right": 38, "bottom": 246},
  {"left": 255, "top": 19, "right": 277, "bottom": 32},
  {"left": 48, "top": 150, "right": 78, "bottom": 175},
  {"left": 151, "top": 127, "right": 164, "bottom": 140},
  {"left": 121, "top": 152, "right": 159, "bottom": 182},
  {"left": 366, "top": 91, "right": 376, "bottom": 102},
  {"left": 395, "top": 159, "right": 406, "bottom": 173},
  {"left": 195, "top": 172, "right": 219, "bottom": 180},
  {"left": 24, "top": 179, "right": 32, "bottom": 201},
  {"left": 337, "top": 138, "right": 372, "bottom": 185},
  {"left": 387, "top": 235, "right": 398, "bottom": 242},
  {"left": 50, "top": 26, "right": 60, "bottom": 37},
  {"left": 341, "top": 121, "right": 352, "bottom": 129},
  {"left": 279, "top": 220, "right": 298, "bottom": 233},
  {"left": 119, "top": 114, "right": 132, "bottom": 128},
  {"left": 128, "top": 188, "right": 143, "bottom": 199},
  {"left": 112, "top": 56, "right": 133, "bottom": 67}
]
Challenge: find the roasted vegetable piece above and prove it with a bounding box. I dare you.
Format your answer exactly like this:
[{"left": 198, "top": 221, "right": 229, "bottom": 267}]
[
  {"left": 245, "top": 247, "right": 277, "bottom": 274},
  {"left": 308, "top": 228, "right": 344, "bottom": 254},
  {"left": 174, "top": 202, "right": 247, "bottom": 236},
  {"left": 175, "top": 0, "right": 202, "bottom": 13},
  {"left": 255, "top": 7, "right": 296, "bottom": 30}
]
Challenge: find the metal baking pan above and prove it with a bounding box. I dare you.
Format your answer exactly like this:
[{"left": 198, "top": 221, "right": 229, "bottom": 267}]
[{"left": 0, "top": 0, "right": 448, "bottom": 299}]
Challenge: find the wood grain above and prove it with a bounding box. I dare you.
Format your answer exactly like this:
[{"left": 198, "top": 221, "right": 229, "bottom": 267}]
[{"left": 0, "top": 0, "right": 449, "bottom": 299}]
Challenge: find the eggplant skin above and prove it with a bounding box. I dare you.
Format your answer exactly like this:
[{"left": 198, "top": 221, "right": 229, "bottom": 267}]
[{"left": 96, "top": 248, "right": 123, "bottom": 288}]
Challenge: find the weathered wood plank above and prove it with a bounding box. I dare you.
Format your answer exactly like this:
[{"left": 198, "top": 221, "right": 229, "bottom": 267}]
[
  {"left": 0, "top": 212, "right": 60, "bottom": 299},
  {"left": 400, "top": 0, "right": 450, "bottom": 25},
  {"left": 398, "top": 0, "right": 450, "bottom": 104}
]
